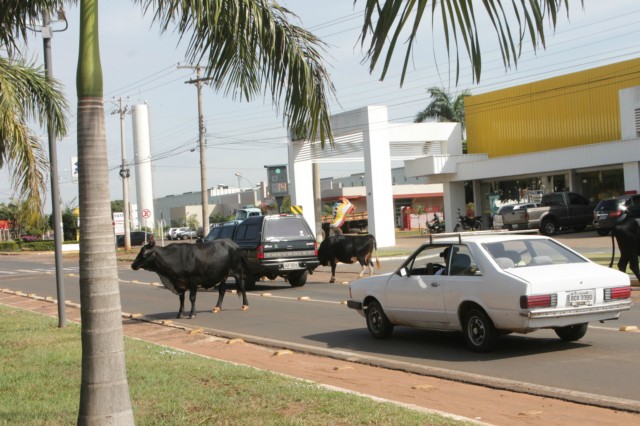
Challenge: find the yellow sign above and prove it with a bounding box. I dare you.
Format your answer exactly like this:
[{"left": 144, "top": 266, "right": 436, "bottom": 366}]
[{"left": 291, "top": 205, "right": 303, "bottom": 215}]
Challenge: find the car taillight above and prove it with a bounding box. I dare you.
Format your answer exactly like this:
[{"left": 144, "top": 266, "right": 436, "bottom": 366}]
[
  {"left": 256, "top": 244, "right": 264, "bottom": 259},
  {"left": 524, "top": 211, "right": 529, "bottom": 221},
  {"left": 609, "top": 210, "right": 623, "bottom": 218},
  {"left": 314, "top": 241, "right": 318, "bottom": 256},
  {"left": 520, "top": 294, "right": 557, "bottom": 309},
  {"left": 604, "top": 286, "right": 631, "bottom": 301}
]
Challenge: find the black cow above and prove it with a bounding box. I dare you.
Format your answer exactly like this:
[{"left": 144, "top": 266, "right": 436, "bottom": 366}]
[
  {"left": 317, "top": 234, "right": 380, "bottom": 283},
  {"left": 131, "top": 237, "right": 248, "bottom": 319},
  {"left": 610, "top": 217, "right": 640, "bottom": 281}
]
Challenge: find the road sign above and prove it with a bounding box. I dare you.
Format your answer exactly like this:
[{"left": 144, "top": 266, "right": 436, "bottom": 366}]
[{"left": 142, "top": 209, "right": 151, "bottom": 219}]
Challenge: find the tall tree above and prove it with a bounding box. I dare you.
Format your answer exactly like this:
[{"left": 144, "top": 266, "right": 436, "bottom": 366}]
[
  {"left": 75, "top": 0, "right": 336, "bottom": 423},
  {"left": 414, "top": 87, "right": 470, "bottom": 128}
]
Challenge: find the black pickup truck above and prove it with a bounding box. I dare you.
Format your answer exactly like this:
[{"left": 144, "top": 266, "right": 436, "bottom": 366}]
[
  {"left": 204, "top": 214, "right": 319, "bottom": 289},
  {"left": 501, "top": 192, "right": 595, "bottom": 235}
]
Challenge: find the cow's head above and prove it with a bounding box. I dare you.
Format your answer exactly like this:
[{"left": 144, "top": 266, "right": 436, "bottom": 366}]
[{"left": 131, "top": 239, "right": 157, "bottom": 271}]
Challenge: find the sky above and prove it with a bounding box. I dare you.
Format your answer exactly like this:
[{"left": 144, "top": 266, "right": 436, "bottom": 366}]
[{"left": 2, "top": 0, "right": 640, "bottom": 214}]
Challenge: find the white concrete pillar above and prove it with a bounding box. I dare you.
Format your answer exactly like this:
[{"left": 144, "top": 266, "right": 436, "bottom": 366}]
[
  {"left": 362, "top": 106, "right": 395, "bottom": 248},
  {"left": 623, "top": 161, "right": 640, "bottom": 194},
  {"left": 288, "top": 141, "right": 316, "bottom": 237},
  {"left": 443, "top": 181, "right": 466, "bottom": 232}
]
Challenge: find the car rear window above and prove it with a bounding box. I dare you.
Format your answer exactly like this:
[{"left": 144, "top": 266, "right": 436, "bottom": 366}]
[
  {"left": 484, "top": 239, "right": 587, "bottom": 268},
  {"left": 264, "top": 218, "right": 313, "bottom": 241},
  {"left": 595, "top": 200, "right": 620, "bottom": 211}
]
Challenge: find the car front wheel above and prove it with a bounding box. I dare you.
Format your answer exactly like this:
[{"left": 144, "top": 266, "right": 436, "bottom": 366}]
[
  {"left": 554, "top": 323, "right": 588, "bottom": 341},
  {"left": 463, "top": 308, "right": 498, "bottom": 352},
  {"left": 287, "top": 270, "right": 307, "bottom": 287},
  {"left": 365, "top": 300, "right": 393, "bottom": 339}
]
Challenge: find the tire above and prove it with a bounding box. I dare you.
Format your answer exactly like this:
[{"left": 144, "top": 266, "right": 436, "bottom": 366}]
[
  {"left": 244, "top": 273, "right": 257, "bottom": 291},
  {"left": 540, "top": 219, "right": 558, "bottom": 236},
  {"left": 365, "top": 300, "right": 393, "bottom": 339},
  {"left": 554, "top": 323, "right": 588, "bottom": 341},
  {"left": 462, "top": 308, "right": 498, "bottom": 352},
  {"left": 287, "top": 270, "right": 307, "bottom": 287},
  {"left": 596, "top": 228, "right": 610, "bottom": 236},
  {"left": 473, "top": 220, "right": 483, "bottom": 230}
]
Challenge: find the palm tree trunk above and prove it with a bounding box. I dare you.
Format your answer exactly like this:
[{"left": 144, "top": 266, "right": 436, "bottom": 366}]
[{"left": 76, "top": 0, "right": 134, "bottom": 423}]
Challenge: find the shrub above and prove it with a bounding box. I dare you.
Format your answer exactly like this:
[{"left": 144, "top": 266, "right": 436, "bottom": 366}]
[{"left": 0, "top": 241, "right": 20, "bottom": 252}]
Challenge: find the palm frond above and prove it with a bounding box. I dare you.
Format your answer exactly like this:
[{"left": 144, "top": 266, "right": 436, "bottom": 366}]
[
  {"left": 138, "top": 0, "right": 336, "bottom": 146},
  {"left": 0, "top": 56, "right": 68, "bottom": 220},
  {"left": 357, "top": 0, "right": 579, "bottom": 84}
]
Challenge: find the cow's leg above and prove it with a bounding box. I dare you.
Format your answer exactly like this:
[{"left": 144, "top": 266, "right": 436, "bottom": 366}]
[
  {"left": 329, "top": 259, "right": 337, "bottom": 283},
  {"left": 177, "top": 291, "right": 186, "bottom": 319},
  {"left": 357, "top": 257, "right": 366, "bottom": 278},
  {"left": 236, "top": 272, "right": 249, "bottom": 310},
  {"left": 213, "top": 281, "right": 226, "bottom": 313},
  {"left": 188, "top": 287, "right": 197, "bottom": 319}
]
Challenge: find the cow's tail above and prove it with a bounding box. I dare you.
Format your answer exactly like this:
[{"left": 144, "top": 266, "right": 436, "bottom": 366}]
[{"left": 609, "top": 229, "right": 616, "bottom": 269}]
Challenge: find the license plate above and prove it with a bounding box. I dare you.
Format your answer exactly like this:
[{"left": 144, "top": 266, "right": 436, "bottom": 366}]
[
  {"left": 283, "top": 262, "right": 299, "bottom": 270},
  {"left": 512, "top": 224, "right": 519, "bottom": 229},
  {"left": 567, "top": 290, "right": 594, "bottom": 306},
  {"left": 598, "top": 214, "right": 608, "bottom": 220}
]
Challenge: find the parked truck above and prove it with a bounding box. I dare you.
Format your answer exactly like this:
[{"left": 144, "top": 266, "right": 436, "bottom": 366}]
[{"left": 502, "top": 191, "right": 594, "bottom": 235}]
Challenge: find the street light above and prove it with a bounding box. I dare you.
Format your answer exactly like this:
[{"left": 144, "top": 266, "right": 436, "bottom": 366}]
[{"left": 38, "top": 7, "right": 68, "bottom": 327}]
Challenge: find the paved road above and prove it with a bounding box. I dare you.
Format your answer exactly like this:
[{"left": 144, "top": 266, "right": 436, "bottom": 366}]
[{"left": 2, "top": 230, "right": 639, "bottom": 412}]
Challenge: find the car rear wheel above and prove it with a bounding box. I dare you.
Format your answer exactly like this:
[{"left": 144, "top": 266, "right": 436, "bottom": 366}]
[
  {"left": 540, "top": 219, "right": 558, "bottom": 236},
  {"left": 463, "top": 308, "right": 498, "bottom": 352},
  {"left": 596, "top": 228, "right": 610, "bottom": 236},
  {"left": 287, "top": 270, "right": 307, "bottom": 287},
  {"left": 554, "top": 323, "right": 588, "bottom": 341},
  {"left": 365, "top": 300, "right": 393, "bottom": 339}
]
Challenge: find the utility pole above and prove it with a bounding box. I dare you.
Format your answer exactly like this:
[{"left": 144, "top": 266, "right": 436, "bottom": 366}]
[
  {"left": 42, "top": 8, "right": 67, "bottom": 327},
  {"left": 111, "top": 98, "right": 131, "bottom": 251},
  {"left": 181, "top": 65, "right": 212, "bottom": 232}
]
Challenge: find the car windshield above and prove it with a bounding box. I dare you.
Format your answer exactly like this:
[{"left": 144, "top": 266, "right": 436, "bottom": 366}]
[{"left": 483, "top": 239, "right": 587, "bottom": 269}]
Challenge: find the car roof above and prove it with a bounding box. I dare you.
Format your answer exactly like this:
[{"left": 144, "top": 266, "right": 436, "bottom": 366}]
[{"left": 421, "top": 232, "right": 550, "bottom": 246}]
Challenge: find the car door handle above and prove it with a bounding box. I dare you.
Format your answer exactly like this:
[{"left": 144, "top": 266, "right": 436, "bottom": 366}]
[{"left": 430, "top": 282, "right": 440, "bottom": 287}]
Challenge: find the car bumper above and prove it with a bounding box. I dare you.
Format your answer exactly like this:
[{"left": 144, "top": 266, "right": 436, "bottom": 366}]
[
  {"left": 251, "top": 259, "right": 320, "bottom": 274},
  {"left": 521, "top": 300, "right": 632, "bottom": 327},
  {"left": 347, "top": 300, "right": 363, "bottom": 310}
]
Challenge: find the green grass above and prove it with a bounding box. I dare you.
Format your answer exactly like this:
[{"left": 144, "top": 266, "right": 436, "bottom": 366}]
[{"left": 0, "top": 305, "right": 468, "bottom": 425}]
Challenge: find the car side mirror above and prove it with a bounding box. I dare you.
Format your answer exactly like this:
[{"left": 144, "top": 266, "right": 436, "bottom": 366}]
[{"left": 398, "top": 267, "right": 407, "bottom": 277}]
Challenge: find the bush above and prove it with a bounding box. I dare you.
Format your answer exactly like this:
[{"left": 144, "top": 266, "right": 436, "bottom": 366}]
[
  {"left": 18, "top": 241, "right": 55, "bottom": 251},
  {"left": 0, "top": 241, "right": 20, "bottom": 252}
]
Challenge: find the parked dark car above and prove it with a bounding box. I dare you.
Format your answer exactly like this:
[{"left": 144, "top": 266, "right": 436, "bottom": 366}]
[
  {"left": 116, "top": 231, "right": 153, "bottom": 247},
  {"left": 593, "top": 194, "right": 640, "bottom": 236},
  {"left": 203, "top": 214, "right": 319, "bottom": 289}
]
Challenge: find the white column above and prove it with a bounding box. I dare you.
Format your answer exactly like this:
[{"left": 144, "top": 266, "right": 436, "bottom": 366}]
[
  {"left": 623, "top": 161, "right": 640, "bottom": 194},
  {"left": 362, "top": 106, "right": 395, "bottom": 247},
  {"left": 443, "top": 181, "right": 466, "bottom": 232},
  {"left": 288, "top": 140, "right": 316, "bottom": 237},
  {"left": 132, "top": 104, "right": 155, "bottom": 230}
]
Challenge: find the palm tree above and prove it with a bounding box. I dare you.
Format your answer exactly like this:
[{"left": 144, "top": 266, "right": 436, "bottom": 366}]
[
  {"left": 75, "top": 0, "right": 336, "bottom": 423},
  {"left": 0, "top": 55, "right": 68, "bottom": 226},
  {"left": 414, "top": 87, "right": 470, "bottom": 128}
]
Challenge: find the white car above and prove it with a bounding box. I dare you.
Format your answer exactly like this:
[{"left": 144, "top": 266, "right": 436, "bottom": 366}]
[{"left": 347, "top": 234, "right": 632, "bottom": 352}]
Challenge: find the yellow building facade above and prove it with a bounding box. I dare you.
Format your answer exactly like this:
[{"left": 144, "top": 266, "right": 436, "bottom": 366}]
[{"left": 466, "top": 58, "right": 640, "bottom": 157}]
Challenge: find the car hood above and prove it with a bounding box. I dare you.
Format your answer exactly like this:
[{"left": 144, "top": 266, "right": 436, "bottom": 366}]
[{"left": 504, "top": 263, "right": 630, "bottom": 293}]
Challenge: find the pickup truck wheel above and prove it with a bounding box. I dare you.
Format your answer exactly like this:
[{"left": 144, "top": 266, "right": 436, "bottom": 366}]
[
  {"left": 554, "top": 323, "right": 588, "bottom": 341},
  {"left": 540, "top": 219, "right": 558, "bottom": 236},
  {"left": 365, "top": 300, "right": 393, "bottom": 339},
  {"left": 287, "top": 270, "right": 307, "bottom": 287},
  {"left": 244, "top": 273, "right": 257, "bottom": 291},
  {"left": 463, "top": 308, "right": 498, "bottom": 352}
]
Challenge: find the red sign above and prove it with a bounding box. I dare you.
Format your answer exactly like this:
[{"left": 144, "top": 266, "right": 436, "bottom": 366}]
[{"left": 142, "top": 209, "right": 151, "bottom": 219}]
